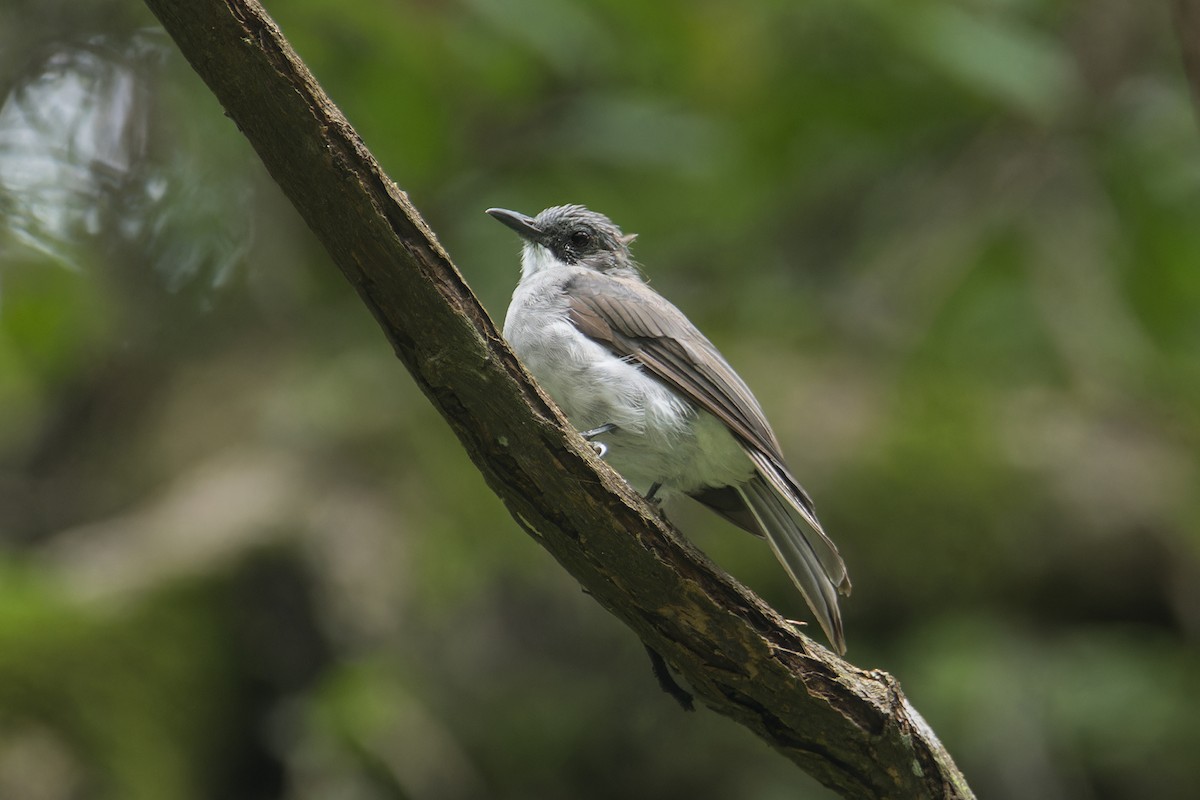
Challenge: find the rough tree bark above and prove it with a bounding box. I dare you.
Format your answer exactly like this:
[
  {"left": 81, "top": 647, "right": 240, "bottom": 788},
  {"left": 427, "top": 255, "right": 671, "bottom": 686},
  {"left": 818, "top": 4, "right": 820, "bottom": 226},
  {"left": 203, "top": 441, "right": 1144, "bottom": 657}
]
[{"left": 140, "top": 0, "right": 974, "bottom": 797}]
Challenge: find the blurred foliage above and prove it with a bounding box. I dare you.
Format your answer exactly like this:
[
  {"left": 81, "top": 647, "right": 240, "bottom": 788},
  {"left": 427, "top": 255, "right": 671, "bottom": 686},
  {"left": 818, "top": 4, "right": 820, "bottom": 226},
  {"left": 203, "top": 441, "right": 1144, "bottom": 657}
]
[{"left": 0, "top": 0, "right": 1198, "bottom": 798}]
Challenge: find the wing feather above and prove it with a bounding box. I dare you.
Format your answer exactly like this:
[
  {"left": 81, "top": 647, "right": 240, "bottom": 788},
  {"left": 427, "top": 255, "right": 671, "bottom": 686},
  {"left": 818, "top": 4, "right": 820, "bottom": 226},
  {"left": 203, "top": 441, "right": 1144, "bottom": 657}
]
[
  {"left": 565, "top": 271, "right": 784, "bottom": 460},
  {"left": 564, "top": 269, "right": 852, "bottom": 606}
]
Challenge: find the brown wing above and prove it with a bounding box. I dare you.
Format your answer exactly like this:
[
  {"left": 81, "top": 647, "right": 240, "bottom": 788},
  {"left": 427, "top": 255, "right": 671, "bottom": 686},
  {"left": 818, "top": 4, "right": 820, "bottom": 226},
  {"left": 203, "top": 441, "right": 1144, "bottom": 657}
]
[
  {"left": 566, "top": 270, "right": 852, "bottom": 603},
  {"left": 564, "top": 269, "right": 817, "bottom": 517}
]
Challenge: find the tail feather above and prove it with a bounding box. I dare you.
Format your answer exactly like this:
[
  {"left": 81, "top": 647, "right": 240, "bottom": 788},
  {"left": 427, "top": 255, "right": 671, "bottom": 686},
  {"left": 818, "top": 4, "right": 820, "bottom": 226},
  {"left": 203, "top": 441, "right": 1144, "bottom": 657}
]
[
  {"left": 737, "top": 474, "right": 848, "bottom": 654},
  {"left": 746, "top": 450, "right": 851, "bottom": 595}
]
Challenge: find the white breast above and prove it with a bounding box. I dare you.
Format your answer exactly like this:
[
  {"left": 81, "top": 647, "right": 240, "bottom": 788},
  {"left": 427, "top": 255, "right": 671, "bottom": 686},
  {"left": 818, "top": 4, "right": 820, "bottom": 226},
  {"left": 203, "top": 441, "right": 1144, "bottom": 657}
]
[{"left": 503, "top": 263, "right": 753, "bottom": 495}]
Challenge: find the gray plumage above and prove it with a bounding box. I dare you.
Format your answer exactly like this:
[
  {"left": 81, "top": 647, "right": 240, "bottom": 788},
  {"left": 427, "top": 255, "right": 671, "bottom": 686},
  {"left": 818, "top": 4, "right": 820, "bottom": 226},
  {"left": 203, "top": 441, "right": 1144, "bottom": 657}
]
[{"left": 488, "top": 204, "right": 851, "bottom": 654}]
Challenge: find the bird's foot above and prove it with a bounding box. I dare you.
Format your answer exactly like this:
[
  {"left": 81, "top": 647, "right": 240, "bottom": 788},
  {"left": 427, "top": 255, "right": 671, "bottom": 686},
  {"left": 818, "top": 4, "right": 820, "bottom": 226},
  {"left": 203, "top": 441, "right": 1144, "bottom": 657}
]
[
  {"left": 580, "top": 423, "right": 617, "bottom": 459},
  {"left": 644, "top": 482, "right": 663, "bottom": 505}
]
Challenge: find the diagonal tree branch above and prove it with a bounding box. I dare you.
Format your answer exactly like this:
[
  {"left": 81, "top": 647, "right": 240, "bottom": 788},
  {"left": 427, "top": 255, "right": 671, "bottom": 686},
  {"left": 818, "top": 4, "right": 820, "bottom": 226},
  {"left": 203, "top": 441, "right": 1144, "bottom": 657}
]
[{"left": 140, "top": 0, "right": 974, "bottom": 796}]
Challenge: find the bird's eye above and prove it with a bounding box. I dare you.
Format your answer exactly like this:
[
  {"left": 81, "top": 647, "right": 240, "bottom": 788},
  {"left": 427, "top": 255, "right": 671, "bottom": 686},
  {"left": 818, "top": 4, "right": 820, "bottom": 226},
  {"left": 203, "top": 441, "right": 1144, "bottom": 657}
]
[{"left": 569, "top": 229, "right": 592, "bottom": 249}]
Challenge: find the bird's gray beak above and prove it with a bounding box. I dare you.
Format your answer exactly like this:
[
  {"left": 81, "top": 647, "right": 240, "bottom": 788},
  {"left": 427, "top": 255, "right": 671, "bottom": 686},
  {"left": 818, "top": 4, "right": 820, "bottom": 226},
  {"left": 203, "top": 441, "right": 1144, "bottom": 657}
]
[{"left": 486, "top": 208, "right": 543, "bottom": 243}]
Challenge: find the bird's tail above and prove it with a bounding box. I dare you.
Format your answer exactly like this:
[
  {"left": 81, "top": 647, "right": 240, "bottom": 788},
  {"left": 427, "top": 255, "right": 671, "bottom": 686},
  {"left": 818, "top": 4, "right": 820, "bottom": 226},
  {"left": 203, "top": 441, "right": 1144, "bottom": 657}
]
[{"left": 738, "top": 454, "right": 851, "bottom": 654}]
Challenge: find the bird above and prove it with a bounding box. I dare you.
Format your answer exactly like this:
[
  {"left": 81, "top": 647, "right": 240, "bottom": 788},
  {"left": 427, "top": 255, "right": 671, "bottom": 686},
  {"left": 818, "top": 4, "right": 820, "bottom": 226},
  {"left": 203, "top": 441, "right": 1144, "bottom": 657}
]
[{"left": 487, "top": 204, "right": 851, "bottom": 654}]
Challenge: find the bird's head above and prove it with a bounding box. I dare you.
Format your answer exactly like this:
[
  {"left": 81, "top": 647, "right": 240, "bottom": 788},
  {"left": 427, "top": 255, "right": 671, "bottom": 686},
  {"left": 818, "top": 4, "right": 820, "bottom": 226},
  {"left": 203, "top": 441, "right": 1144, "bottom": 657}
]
[{"left": 487, "top": 204, "right": 639, "bottom": 279}]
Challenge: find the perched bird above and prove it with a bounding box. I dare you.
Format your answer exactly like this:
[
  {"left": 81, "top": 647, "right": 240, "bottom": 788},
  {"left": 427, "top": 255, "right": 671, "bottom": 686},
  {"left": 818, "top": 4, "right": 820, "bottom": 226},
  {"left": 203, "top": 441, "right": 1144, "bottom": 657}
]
[{"left": 487, "top": 204, "right": 851, "bottom": 654}]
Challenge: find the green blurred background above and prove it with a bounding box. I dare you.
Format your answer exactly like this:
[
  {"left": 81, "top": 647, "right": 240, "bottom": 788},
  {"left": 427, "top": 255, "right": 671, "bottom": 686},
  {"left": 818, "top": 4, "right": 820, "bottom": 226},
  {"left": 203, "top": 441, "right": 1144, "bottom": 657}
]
[{"left": 1, "top": 0, "right": 1198, "bottom": 797}]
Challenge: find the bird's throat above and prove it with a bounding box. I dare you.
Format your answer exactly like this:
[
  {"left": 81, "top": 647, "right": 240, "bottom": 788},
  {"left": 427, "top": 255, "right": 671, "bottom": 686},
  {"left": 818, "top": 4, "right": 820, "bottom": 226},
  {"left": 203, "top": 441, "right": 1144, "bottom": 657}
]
[{"left": 520, "top": 243, "right": 567, "bottom": 280}]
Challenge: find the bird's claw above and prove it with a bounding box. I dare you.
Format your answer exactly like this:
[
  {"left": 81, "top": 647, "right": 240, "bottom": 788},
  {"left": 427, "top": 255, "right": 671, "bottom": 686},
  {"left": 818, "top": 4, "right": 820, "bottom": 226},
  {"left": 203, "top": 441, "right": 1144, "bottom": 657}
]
[{"left": 581, "top": 423, "right": 616, "bottom": 460}]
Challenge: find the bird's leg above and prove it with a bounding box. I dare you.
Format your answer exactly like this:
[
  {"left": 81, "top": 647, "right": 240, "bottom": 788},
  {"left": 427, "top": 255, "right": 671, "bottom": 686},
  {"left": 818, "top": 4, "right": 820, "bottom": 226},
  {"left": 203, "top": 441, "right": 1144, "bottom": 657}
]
[
  {"left": 580, "top": 423, "right": 617, "bottom": 439},
  {"left": 645, "top": 482, "right": 663, "bottom": 504},
  {"left": 579, "top": 423, "right": 617, "bottom": 458}
]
